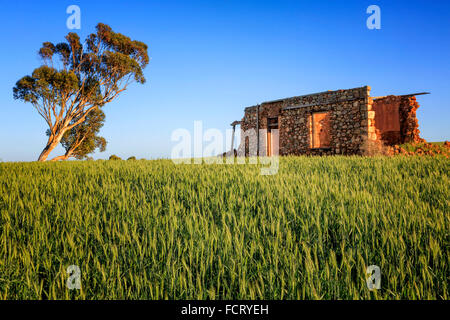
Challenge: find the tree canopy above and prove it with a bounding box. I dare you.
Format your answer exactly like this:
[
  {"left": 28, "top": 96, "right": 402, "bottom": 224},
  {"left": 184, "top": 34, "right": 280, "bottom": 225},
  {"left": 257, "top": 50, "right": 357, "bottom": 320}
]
[{"left": 13, "top": 23, "right": 149, "bottom": 161}]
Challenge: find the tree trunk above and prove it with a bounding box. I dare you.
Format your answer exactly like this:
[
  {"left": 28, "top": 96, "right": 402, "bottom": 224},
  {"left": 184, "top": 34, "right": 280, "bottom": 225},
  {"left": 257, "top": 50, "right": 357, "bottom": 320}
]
[
  {"left": 50, "top": 155, "right": 69, "bottom": 161},
  {"left": 50, "top": 149, "right": 73, "bottom": 161},
  {"left": 37, "top": 133, "right": 64, "bottom": 162}
]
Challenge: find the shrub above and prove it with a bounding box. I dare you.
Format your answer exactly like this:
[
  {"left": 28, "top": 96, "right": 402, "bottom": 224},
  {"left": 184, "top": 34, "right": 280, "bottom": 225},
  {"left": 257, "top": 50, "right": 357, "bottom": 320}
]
[
  {"left": 109, "top": 155, "right": 122, "bottom": 161},
  {"left": 127, "top": 156, "right": 137, "bottom": 161},
  {"left": 360, "top": 137, "right": 390, "bottom": 156}
]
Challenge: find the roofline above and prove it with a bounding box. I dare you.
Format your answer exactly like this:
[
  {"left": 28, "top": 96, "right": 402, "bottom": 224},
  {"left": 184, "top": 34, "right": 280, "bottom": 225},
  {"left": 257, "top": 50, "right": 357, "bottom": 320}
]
[
  {"left": 244, "top": 88, "right": 430, "bottom": 110},
  {"left": 244, "top": 86, "right": 370, "bottom": 110}
]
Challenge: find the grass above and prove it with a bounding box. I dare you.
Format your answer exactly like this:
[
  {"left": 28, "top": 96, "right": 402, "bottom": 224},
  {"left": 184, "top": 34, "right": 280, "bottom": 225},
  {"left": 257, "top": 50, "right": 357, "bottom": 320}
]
[{"left": 0, "top": 156, "right": 448, "bottom": 299}]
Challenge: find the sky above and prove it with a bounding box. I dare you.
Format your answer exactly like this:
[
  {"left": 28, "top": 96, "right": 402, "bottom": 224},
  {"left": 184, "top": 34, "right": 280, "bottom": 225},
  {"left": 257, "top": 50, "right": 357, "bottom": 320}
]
[{"left": 0, "top": 0, "right": 449, "bottom": 161}]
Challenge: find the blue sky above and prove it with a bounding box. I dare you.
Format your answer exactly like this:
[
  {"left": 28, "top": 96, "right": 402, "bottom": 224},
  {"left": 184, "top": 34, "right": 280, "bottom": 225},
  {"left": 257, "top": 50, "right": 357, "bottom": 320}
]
[{"left": 0, "top": 0, "right": 449, "bottom": 161}]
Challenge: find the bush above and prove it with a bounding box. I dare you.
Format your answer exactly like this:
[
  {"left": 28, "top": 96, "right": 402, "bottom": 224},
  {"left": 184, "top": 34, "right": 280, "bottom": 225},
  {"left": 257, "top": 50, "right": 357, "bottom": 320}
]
[
  {"left": 109, "top": 155, "right": 122, "bottom": 161},
  {"left": 360, "top": 137, "right": 390, "bottom": 156},
  {"left": 127, "top": 156, "right": 137, "bottom": 161}
]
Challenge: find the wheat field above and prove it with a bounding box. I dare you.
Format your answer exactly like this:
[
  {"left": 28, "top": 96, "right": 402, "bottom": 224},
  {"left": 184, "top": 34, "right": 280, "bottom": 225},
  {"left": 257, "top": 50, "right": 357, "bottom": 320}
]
[{"left": 0, "top": 156, "right": 448, "bottom": 299}]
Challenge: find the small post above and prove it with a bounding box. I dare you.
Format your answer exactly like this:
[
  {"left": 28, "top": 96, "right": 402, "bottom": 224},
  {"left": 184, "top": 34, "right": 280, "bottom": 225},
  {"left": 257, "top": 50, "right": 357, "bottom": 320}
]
[
  {"left": 256, "top": 104, "right": 260, "bottom": 157},
  {"left": 231, "top": 124, "right": 236, "bottom": 153},
  {"left": 229, "top": 121, "right": 241, "bottom": 154}
]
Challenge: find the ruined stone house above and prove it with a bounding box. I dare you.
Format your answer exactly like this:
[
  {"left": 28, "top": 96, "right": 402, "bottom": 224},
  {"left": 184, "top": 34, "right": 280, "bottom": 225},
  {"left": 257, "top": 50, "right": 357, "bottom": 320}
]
[{"left": 230, "top": 86, "right": 427, "bottom": 156}]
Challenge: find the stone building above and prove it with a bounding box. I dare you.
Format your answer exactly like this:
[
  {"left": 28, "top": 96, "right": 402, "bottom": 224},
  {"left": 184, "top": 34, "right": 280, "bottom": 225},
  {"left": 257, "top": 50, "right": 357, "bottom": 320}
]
[{"left": 231, "top": 86, "right": 427, "bottom": 156}]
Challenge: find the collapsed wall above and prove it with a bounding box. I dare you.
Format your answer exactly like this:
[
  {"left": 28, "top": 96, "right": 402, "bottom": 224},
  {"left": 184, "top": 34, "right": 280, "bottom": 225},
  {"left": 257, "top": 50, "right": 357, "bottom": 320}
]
[{"left": 372, "top": 95, "right": 423, "bottom": 146}]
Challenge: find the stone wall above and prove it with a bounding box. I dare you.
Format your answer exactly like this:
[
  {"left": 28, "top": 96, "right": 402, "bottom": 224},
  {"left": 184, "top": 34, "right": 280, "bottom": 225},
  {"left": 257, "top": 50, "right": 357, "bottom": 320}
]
[
  {"left": 237, "top": 86, "right": 423, "bottom": 156},
  {"left": 238, "top": 86, "right": 371, "bottom": 156}
]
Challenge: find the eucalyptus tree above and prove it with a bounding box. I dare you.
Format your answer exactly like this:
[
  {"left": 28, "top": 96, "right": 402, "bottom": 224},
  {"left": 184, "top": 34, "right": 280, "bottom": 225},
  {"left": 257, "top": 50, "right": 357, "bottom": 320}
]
[{"left": 13, "top": 23, "right": 149, "bottom": 161}]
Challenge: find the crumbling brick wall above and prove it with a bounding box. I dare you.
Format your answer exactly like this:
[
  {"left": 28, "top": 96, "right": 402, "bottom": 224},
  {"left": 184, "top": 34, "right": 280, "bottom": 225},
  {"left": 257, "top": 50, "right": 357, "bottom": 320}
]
[
  {"left": 372, "top": 95, "right": 423, "bottom": 146},
  {"left": 399, "top": 96, "right": 423, "bottom": 143}
]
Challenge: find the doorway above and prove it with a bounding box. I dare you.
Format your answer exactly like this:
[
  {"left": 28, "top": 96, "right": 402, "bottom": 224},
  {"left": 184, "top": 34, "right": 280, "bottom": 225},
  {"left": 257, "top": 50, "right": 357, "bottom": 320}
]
[{"left": 267, "top": 117, "right": 279, "bottom": 156}]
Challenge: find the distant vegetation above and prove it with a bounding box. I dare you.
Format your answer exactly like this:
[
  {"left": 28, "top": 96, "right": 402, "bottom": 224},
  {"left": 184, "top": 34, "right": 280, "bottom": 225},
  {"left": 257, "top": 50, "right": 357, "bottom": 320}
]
[
  {"left": 0, "top": 156, "right": 448, "bottom": 299},
  {"left": 127, "top": 156, "right": 137, "bottom": 161},
  {"left": 108, "top": 155, "right": 122, "bottom": 161}
]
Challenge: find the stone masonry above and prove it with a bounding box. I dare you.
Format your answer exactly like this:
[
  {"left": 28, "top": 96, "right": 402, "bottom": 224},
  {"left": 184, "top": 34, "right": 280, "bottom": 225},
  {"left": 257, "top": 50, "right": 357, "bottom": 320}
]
[{"left": 236, "top": 86, "right": 424, "bottom": 156}]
